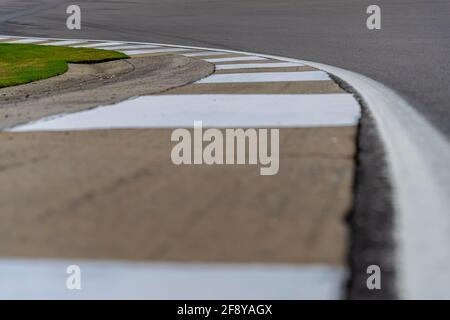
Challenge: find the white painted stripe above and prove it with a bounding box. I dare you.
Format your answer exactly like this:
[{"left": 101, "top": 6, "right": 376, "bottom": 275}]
[
  {"left": 9, "top": 94, "right": 360, "bottom": 131},
  {"left": 84, "top": 44, "right": 161, "bottom": 50},
  {"left": 216, "top": 62, "right": 304, "bottom": 70},
  {"left": 71, "top": 42, "right": 105, "bottom": 47},
  {"left": 183, "top": 51, "right": 229, "bottom": 57},
  {"left": 0, "top": 259, "right": 345, "bottom": 300},
  {"left": 205, "top": 56, "right": 268, "bottom": 63},
  {"left": 120, "top": 48, "right": 190, "bottom": 55},
  {"left": 196, "top": 71, "right": 330, "bottom": 84},
  {"left": 42, "top": 40, "right": 87, "bottom": 46},
  {"left": 72, "top": 42, "right": 126, "bottom": 48},
  {"left": 6, "top": 38, "right": 46, "bottom": 44}
]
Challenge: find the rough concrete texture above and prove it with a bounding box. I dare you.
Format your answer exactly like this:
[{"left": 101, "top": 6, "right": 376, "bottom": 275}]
[{"left": 0, "top": 127, "right": 356, "bottom": 264}]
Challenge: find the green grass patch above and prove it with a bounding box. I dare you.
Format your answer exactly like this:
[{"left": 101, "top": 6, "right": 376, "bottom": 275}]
[{"left": 0, "top": 43, "right": 128, "bottom": 88}]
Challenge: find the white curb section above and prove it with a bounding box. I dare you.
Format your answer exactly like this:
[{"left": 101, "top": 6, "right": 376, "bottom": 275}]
[
  {"left": 0, "top": 259, "right": 345, "bottom": 300},
  {"left": 10, "top": 94, "right": 360, "bottom": 131}
]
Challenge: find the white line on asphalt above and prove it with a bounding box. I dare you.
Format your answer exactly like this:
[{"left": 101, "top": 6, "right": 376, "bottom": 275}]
[
  {"left": 42, "top": 40, "right": 88, "bottom": 46},
  {"left": 5, "top": 38, "right": 46, "bottom": 44},
  {"left": 196, "top": 71, "right": 330, "bottom": 83},
  {"left": 8, "top": 94, "right": 360, "bottom": 131},
  {"left": 0, "top": 258, "right": 345, "bottom": 300},
  {"left": 204, "top": 56, "right": 268, "bottom": 63},
  {"left": 72, "top": 42, "right": 126, "bottom": 48},
  {"left": 216, "top": 62, "right": 304, "bottom": 70},
  {"left": 120, "top": 48, "right": 191, "bottom": 55},
  {"left": 183, "top": 51, "right": 230, "bottom": 57},
  {"left": 82, "top": 44, "right": 162, "bottom": 50}
]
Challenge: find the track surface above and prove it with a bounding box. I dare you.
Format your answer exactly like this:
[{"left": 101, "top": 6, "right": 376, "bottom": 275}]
[
  {"left": 1, "top": 0, "right": 449, "bottom": 299},
  {"left": 0, "top": 0, "right": 449, "bottom": 137}
]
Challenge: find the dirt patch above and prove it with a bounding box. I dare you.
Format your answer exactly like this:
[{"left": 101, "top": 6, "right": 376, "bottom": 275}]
[{"left": 0, "top": 55, "right": 214, "bottom": 129}]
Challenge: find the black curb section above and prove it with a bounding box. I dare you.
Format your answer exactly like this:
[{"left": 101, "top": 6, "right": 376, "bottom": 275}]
[{"left": 330, "top": 74, "right": 398, "bottom": 299}]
